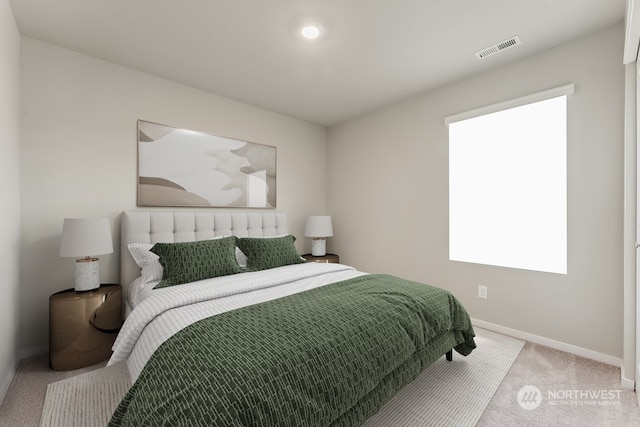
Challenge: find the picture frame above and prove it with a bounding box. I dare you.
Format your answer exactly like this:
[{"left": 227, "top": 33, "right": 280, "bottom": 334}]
[{"left": 137, "top": 120, "right": 276, "bottom": 208}]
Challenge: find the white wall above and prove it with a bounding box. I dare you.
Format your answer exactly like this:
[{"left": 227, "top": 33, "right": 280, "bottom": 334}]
[
  {"left": 13, "top": 13, "right": 627, "bottom": 373},
  {"left": 328, "top": 24, "right": 625, "bottom": 359},
  {"left": 19, "top": 38, "right": 328, "bottom": 354},
  {"left": 0, "top": 0, "right": 21, "bottom": 401}
]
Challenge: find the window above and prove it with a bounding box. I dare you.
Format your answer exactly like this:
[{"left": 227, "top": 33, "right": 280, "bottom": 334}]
[{"left": 445, "top": 84, "right": 572, "bottom": 274}]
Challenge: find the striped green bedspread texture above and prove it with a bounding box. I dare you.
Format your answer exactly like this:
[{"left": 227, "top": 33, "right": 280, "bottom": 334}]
[{"left": 109, "top": 274, "right": 476, "bottom": 426}]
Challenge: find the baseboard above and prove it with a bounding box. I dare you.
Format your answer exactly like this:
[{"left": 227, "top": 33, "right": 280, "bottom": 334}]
[
  {"left": 0, "top": 362, "right": 17, "bottom": 406},
  {"left": 637, "top": 364, "right": 640, "bottom": 406},
  {"left": 620, "top": 366, "right": 636, "bottom": 391},
  {"left": 471, "top": 319, "right": 627, "bottom": 378}
]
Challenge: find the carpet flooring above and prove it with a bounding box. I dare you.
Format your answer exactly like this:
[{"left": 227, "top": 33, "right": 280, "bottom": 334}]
[
  {"left": 2, "top": 327, "right": 639, "bottom": 426},
  {"left": 477, "top": 340, "right": 640, "bottom": 426},
  {"left": 39, "top": 328, "right": 523, "bottom": 426},
  {"left": 364, "top": 329, "right": 524, "bottom": 426},
  {"left": 39, "top": 362, "right": 130, "bottom": 427}
]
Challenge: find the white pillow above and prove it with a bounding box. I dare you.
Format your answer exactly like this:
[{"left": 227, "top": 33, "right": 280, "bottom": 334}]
[
  {"left": 236, "top": 247, "right": 248, "bottom": 268},
  {"left": 127, "top": 243, "right": 163, "bottom": 285}
]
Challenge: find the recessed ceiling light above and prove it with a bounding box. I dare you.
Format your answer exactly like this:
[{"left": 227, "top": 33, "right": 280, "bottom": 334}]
[
  {"left": 301, "top": 25, "right": 320, "bottom": 39},
  {"left": 300, "top": 23, "right": 323, "bottom": 40}
]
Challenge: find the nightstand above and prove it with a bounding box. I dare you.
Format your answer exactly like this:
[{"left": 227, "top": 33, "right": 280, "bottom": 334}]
[
  {"left": 49, "top": 284, "right": 122, "bottom": 371},
  {"left": 302, "top": 253, "right": 339, "bottom": 263}
]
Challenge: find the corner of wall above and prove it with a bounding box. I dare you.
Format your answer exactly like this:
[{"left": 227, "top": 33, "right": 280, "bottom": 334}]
[{"left": 0, "top": 0, "right": 22, "bottom": 405}]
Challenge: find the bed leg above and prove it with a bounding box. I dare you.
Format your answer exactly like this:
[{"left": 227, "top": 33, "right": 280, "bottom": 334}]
[{"left": 446, "top": 350, "right": 452, "bottom": 361}]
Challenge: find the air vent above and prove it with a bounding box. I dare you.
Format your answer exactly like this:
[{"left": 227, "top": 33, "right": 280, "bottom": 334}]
[{"left": 475, "top": 35, "right": 522, "bottom": 60}]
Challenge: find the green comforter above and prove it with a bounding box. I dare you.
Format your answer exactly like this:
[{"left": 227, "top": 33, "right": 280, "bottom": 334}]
[{"left": 109, "top": 274, "right": 476, "bottom": 426}]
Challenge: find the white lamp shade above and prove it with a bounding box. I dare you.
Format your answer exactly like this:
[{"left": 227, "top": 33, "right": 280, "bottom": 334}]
[
  {"left": 60, "top": 218, "right": 113, "bottom": 292},
  {"left": 59, "top": 218, "right": 113, "bottom": 257},
  {"left": 305, "top": 215, "right": 333, "bottom": 257},
  {"left": 304, "top": 216, "right": 333, "bottom": 238}
]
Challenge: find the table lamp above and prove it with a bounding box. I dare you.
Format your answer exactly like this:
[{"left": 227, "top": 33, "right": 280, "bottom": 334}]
[
  {"left": 304, "top": 215, "right": 333, "bottom": 256},
  {"left": 59, "top": 218, "right": 113, "bottom": 292}
]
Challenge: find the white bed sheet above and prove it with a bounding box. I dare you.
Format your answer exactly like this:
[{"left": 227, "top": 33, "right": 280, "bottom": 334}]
[
  {"left": 109, "top": 262, "right": 366, "bottom": 381},
  {"left": 127, "top": 276, "right": 151, "bottom": 309}
]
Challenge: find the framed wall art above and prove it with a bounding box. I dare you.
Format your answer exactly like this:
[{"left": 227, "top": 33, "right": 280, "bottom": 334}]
[{"left": 137, "top": 120, "right": 276, "bottom": 208}]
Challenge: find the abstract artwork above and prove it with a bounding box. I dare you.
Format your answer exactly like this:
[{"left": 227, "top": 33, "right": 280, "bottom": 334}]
[{"left": 137, "top": 120, "right": 276, "bottom": 208}]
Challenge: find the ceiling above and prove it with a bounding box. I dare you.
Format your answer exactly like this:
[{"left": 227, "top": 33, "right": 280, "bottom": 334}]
[{"left": 10, "top": 0, "right": 626, "bottom": 126}]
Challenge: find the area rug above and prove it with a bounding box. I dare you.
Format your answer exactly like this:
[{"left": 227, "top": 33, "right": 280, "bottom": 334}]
[
  {"left": 364, "top": 328, "right": 525, "bottom": 427},
  {"left": 40, "top": 328, "right": 524, "bottom": 427},
  {"left": 40, "top": 362, "right": 130, "bottom": 427}
]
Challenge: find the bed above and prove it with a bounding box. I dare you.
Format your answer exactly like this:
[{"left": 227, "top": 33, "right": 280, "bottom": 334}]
[{"left": 107, "top": 210, "right": 476, "bottom": 426}]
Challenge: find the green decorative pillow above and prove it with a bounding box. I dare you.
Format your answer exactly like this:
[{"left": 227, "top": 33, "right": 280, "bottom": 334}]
[
  {"left": 151, "top": 237, "right": 241, "bottom": 288},
  {"left": 237, "top": 235, "right": 306, "bottom": 272}
]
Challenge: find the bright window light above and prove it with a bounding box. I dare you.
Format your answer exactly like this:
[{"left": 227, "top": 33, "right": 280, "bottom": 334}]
[{"left": 448, "top": 94, "right": 568, "bottom": 274}]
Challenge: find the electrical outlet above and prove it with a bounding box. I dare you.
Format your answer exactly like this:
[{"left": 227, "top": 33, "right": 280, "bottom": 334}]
[{"left": 478, "top": 285, "right": 488, "bottom": 299}]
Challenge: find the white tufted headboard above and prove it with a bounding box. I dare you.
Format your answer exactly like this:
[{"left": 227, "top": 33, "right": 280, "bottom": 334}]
[{"left": 120, "top": 210, "right": 288, "bottom": 298}]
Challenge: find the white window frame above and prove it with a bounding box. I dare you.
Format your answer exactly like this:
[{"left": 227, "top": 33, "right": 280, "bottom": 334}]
[{"left": 445, "top": 84, "right": 574, "bottom": 275}]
